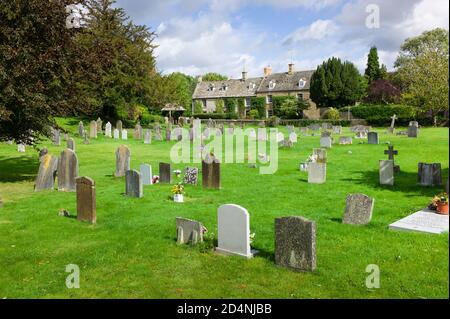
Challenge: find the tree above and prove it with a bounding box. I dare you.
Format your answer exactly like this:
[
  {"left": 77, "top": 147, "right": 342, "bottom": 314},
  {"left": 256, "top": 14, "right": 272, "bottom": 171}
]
[
  {"left": 193, "top": 101, "right": 203, "bottom": 114},
  {"left": 310, "top": 57, "right": 365, "bottom": 108},
  {"left": 365, "top": 79, "right": 401, "bottom": 104},
  {"left": 395, "top": 28, "right": 449, "bottom": 118},
  {"left": 379, "top": 64, "right": 388, "bottom": 79},
  {"left": 164, "top": 72, "right": 196, "bottom": 114},
  {"left": 215, "top": 99, "right": 224, "bottom": 113},
  {"left": 365, "top": 46, "right": 381, "bottom": 84},
  {"left": 202, "top": 73, "right": 228, "bottom": 82},
  {"left": 0, "top": 0, "right": 82, "bottom": 144}
]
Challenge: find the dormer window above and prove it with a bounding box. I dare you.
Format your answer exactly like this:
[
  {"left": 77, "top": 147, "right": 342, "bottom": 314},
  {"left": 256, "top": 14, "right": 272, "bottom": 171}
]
[
  {"left": 269, "top": 81, "right": 276, "bottom": 90},
  {"left": 248, "top": 82, "right": 256, "bottom": 91},
  {"left": 221, "top": 84, "right": 228, "bottom": 91},
  {"left": 298, "top": 79, "right": 306, "bottom": 88},
  {"left": 208, "top": 84, "right": 215, "bottom": 91}
]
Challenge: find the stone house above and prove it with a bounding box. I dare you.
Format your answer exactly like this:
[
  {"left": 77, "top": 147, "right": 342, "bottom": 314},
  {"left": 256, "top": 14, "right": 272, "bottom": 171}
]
[{"left": 192, "top": 64, "right": 320, "bottom": 119}]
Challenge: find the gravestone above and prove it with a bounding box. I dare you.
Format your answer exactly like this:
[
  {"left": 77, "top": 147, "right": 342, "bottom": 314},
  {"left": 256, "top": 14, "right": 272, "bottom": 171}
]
[
  {"left": 83, "top": 130, "right": 90, "bottom": 145},
  {"left": 140, "top": 164, "right": 152, "bottom": 185},
  {"left": 355, "top": 131, "right": 367, "bottom": 139},
  {"left": 116, "top": 120, "right": 123, "bottom": 134},
  {"left": 165, "top": 128, "right": 171, "bottom": 141},
  {"left": 63, "top": 133, "right": 69, "bottom": 141},
  {"left": 342, "top": 194, "right": 374, "bottom": 225},
  {"left": 320, "top": 136, "right": 332, "bottom": 148},
  {"left": 308, "top": 162, "right": 326, "bottom": 184},
  {"left": 418, "top": 163, "right": 442, "bottom": 186},
  {"left": 17, "top": 144, "right": 25, "bottom": 153},
  {"left": 35, "top": 154, "right": 58, "bottom": 191},
  {"left": 176, "top": 217, "right": 204, "bottom": 245},
  {"left": 389, "top": 209, "right": 449, "bottom": 234},
  {"left": 89, "top": 120, "right": 97, "bottom": 139},
  {"left": 57, "top": 149, "right": 79, "bottom": 192},
  {"left": 339, "top": 136, "right": 352, "bottom": 145},
  {"left": 144, "top": 129, "right": 151, "bottom": 144},
  {"left": 216, "top": 204, "right": 255, "bottom": 258},
  {"left": 184, "top": 167, "right": 199, "bottom": 185},
  {"left": 121, "top": 129, "right": 128, "bottom": 140},
  {"left": 275, "top": 216, "right": 316, "bottom": 271},
  {"left": 388, "top": 114, "right": 397, "bottom": 134},
  {"left": 368, "top": 132, "right": 379, "bottom": 145},
  {"left": 289, "top": 132, "right": 297, "bottom": 143},
  {"left": 39, "top": 147, "right": 48, "bottom": 161},
  {"left": 78, "top": 121, "right": 84, "bottom": 136},
  {"left": 134, "top": 122, "right": 142, "bottom": 140},
  {"left": 202, "top": 156, "right": 220, "bottom": 189},
  {"left": 114, "top": 145, "right": 130, "bottom": 177},
  {"left": 76, "top": 177, "right": 96, "bottom": 224},
  {"left": 105, "top": 122, "right": 112, "bottom": 138},
  {"left": 408, "top": 121, "right": 418, "bottom": 138},
  {"left": 96, "top": 117, "right": 103, "bottom": 133},
  {"left": 67, "top": 138, "right": 75, "bottom": 152},
  {"left": 113, "top": 128, "right": 119, "bottom": 139},
  {"left": 125, "top": 170, "right": 143, "bottom": 198},
  {"left": 332, "top": 126, "right": 342, "bottom": 134},
  {"left": 312, "top": 148, "right": 327, "bottom": 163},
  {"left": 287, "top": 125, "right": 295, "bottom": 134},
  {"left": 384, "top": 145, "right": 400, "bottom": 173},
  {"left": 159, "top": 162, "right": 172, "bottom": 184},
  {"left": 52, "top": 128, "right": 61, "bottom": 145},
  {"left": 379, "top": 160, "right": 394, "bottom": 185}
]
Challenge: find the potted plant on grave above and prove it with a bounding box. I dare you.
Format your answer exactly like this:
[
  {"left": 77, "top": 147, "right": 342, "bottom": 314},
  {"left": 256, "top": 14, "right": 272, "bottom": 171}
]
[
  {"left": 430, "top": 193, "right": 449, "bottom": 215},
  {"left": 172, "top": 183, "right": 185, "bottom": 203}
]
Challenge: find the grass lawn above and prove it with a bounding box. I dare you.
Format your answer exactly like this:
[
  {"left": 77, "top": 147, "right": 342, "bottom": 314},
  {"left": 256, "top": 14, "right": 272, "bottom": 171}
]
[{"left": 0, "top": 118, "right": 448, "bottom": 299}]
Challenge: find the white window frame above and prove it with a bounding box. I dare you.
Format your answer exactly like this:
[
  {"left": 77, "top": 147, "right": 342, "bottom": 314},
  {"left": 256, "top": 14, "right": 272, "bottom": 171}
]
[{"left": 266, "top": 95, "right": 273, "bottom": 104}]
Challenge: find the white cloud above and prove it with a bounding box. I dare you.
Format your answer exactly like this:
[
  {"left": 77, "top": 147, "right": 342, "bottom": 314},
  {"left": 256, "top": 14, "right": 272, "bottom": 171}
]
[{"left": 283, "top": 20, "right": 339, "bottom": 45}]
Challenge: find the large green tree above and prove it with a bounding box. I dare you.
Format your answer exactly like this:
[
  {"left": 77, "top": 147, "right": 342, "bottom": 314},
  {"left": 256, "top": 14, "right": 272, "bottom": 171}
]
[
  {"left": 310, "top": 57, "right": 366, "bottom": 108},
  {"left": 164, "top": 72, "right": 196, "bottom": 114},
  {"left": 395, "top": 28, "right": 449, "bottom": 118},
  {"left": 0, "top": 0, "right": 82, "bottom": 144},
  {"left": 365, "top": 46, "right": 381, "bottom": 84},
  {"left": 202, "top": 72, "right": 228, "bottom": 81}
]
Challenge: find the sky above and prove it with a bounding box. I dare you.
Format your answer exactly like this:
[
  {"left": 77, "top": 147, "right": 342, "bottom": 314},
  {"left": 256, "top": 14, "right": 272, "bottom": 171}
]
[{"left": 113, "top": 0, "right": 449, "bottom": 78}]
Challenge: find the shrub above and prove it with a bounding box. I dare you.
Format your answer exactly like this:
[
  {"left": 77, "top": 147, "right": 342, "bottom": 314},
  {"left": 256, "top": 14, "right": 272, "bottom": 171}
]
[
  {"left": 237, "top": 98, "right": 246, "bottom": 119},
  {"left": 215, "top": 99, "right": 224, "bottom": 114},
  {"left": 267, "top": 116, "right": 280, "bottom": 127},
  {"left": 193, "top": 101, "right": 203, "bottom": 114},
  {"left": 193, "top": 113, "right": 238, "bottom": 120},
  {"left": 250, "top": 97, "right": 266, "bottom": 118},
  {"left": 350, "top": 104, "right": 417, "bottom": 126},
  {"left": 365, "top": 79, "right": 401, "bottom": 104},
  {"left": 247, "top": 109, "right": 260, "bottom": 119},
  {"left": 327, "top": 107, "right": 340, "bottom": 120}
]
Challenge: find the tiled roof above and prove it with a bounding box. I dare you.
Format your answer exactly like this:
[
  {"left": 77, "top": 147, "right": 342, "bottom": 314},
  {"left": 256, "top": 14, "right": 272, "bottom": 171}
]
[{"left": 257, "top": 70, "right": 315, "bottom": 93}]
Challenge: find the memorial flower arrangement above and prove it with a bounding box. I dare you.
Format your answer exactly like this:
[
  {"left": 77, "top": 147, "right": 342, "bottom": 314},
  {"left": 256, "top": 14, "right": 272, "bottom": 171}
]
[
  {"left": 172, "top": 183, "right": 184, "bottom": 195},
  {"left": 174, "top": 169, "right": 182, "bottom": 178},
  {"left": 430, "top": 193, "right": 448, "bottom": 215},
  {"left": 152, "top": 175, "right": 159, "bottom": 184}
]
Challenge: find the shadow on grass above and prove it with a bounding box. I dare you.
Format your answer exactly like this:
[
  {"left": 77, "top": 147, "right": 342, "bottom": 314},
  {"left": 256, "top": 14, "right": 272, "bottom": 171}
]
[
  {"left": 254, "top": 247, "right": 275, "bottom": 262},
  {"left": 0, "top": 156, "right": 38, "bottom": 183},
  {"left": 342, "top": 168, "right": 449, "bottom": 197}
]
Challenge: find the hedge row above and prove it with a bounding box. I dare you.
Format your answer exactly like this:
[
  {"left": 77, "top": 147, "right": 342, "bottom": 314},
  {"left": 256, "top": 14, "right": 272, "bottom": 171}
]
[
  {"left": 350, "top": 104, "right": 416, "bottom": 126},
  {"left": 193, "top": 113, "right": 239, "bottom": 120}
]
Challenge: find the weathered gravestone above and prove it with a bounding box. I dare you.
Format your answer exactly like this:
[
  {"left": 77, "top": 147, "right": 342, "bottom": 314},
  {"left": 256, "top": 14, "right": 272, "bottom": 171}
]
[
  {"left": 165, "top": 128, "right": 171, "bottom": 141},
  {"left": 339, "top": 136, "right": 352, "bottom": 145},
  {"left": 121, "top": 129, "right": 128, "bottom": 140},
  {"left": 367, "top": 132, "right": 379, "bottom": 145},
  {"left": 67, "top": 138, "right": 75, "bottom": 152},
  {"left": 216, "top": 204, "right": 256, "bottom": 258},
  {"left": 76, "top": 176, "right": 96, "bottom": 224},
  {"left": 105, "top": 122, "right": 112, "bottom": 138},
  {"left": 289, "top": 132, "right": 297, "bottom": 143},
  {"left": 308, "top": 162, "right": 326, "bottom": 184},
  {"left": 418, "top": 163, "right": 442, "bottom": 186},
  {"left": 287, "top": 125, "right": 295, "bottom": 134},
  {"left": 52, "top": 128, "right": 61, "bottom": 145},
  {"left": 96, "top": 118, "right": 103, "bottom": 133},
  {"left": 57, "top": 149, "right": 79, "bottom": 192},
  {"left": 275, "top": 216, "right": 316, "bottom": 271},
  {"left": 113, "top": 128, "right": 119, "bottom": 139},
  {"left": 332, "top": 126, "right": 342, "bottom": 134},
  {"left": 312, "top": 148, "right": 327, "bottom": 163},
  {"left": 320, "top": 136, "right": 332, "bottom": 148},
  {"left": 342, "top": 194, "right": 374, "bottom": 225},
  {"left": 116, "top": 120, "right": 123, "bottom": 134},
  {"left": 17, "top": 144, "right": 25, "bottom": 153},
  {"left": 202, "top": 155, "right": 220, "bottom": 189},
  {"left": 89, "top": 120, "right": 97, "bottom": 139},
  {"left": 408, "top": 121, "right": 419, "bottom": 138},
  {"left": 134, "top": 122, "right": 142, "bottom": 140},
  {"left": 114, "top": 145, "right": 130, "bottom": 177},
  {"left": 389, "top": 208, "right": 449, "bottom": 234},
  {"left": 35, "top": 154, "right": 58, "bottom": 191},
  {"left": 379, "top": 160, "right": 394, "bottom": 185},
  {"left": 140, "top": 164, "right": 152, "bottom": 185},
  {"left": 384, "top": 145, "right": 400, "bottom": 173},
  {"left": 83, "top": 130, "right": 90, "bottom": 145},
  {"left": 159, "top": 162, "right": 172, "bottom": 184},
  {"left": 144, "top": 129, "right": 151, "bottom": 144},
  {"left": 78, "top": 121, "right": 84, "bottom": 136},
  {"left": 39, "top": 147, "right": 48, "bottom": 161},
  {"left": 388, "top": 114, "right": 397, "bottom": 134},
  {"left": 176, "top": 217, "right": 204, "bottom": 245},
  {"left": 154, "top": 126, "right": 162, "bottom": 141},
  {"left": 184, "top": 167, "right": 199, "bottom": 185},
  {"left": 125, "top": 170, "right": 143, "bottom": 198}
]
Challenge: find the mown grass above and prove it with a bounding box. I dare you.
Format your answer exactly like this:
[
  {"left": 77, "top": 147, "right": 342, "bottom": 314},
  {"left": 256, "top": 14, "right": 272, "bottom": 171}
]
[{"left": 0, "top": 118, "right": 448, "bottom": 299}]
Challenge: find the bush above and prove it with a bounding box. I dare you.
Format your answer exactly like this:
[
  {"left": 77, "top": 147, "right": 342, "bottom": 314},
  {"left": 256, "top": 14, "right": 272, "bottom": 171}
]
[
  {"left": 215, "top": 99, "right": 224, "bottom": 114},
  {"left": 327, "top": 107, "right": 340, "bottom": 120},
  {"left": 250, "top": 97, "right": 265, "bottom": 118},
  {"left": 350, "top": 104, "right": 417, "bottom": 126},
  {"left": 247, "top": 109, "right": 260, "bottom": 119},
  {"left": 193, "top": 101, "right": 203, "bottom": 114},
  {"left": 267, "top": 116, "right": 280, "bottom": 127},
  {"left": 296, "top": 119, "right": 352, "bottom": 127},
  {"left": 193, "top": 113, "right": 238, "bottom": 120},
  {"left": 237, "top": 98, "right": 246, "bottom": 119}
]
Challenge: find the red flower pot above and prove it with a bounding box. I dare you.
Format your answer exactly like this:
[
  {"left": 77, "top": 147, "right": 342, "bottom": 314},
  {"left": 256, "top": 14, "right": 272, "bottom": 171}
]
[{"left": 437, "top": 202, "right": 449, "bottom": 215}]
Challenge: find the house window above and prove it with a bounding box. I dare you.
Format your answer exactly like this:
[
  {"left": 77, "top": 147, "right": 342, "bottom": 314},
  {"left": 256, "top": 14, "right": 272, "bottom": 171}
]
[
  {"left": 266, "top": 95, "right": 273, "bottom": 104},
  {"left": 208, "top": 84, "right": 215, "bottom": 91},
  {"left": 202, "top": 99, "right": 207, "bottom": 108},
  {"left": 298, "top": 79, "right": 306, "bottom": 88},
  {"left": 297, "top": 93, "right": 304, "bottom": 101},
  {"left": 269, "top": 81, "right": 276, "bottom": 90},
  {"left": 245, "top": 97, "right": 251, "bottom": 108},
  {"left": 221, "top": 84, "right": 228, "bottom": 91},
  {"left": 248, "top": 83, "right": 255, "bottom": 91}
]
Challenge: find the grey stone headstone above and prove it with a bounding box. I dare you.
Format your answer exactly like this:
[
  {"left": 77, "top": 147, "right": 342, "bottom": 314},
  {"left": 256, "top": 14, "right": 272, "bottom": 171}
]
[
  {"left": 367, "top": 132, "right": 379, "bottom": 145},
  {"left": 115, "top": 145, "right": 131, "bottom": 177},
  {"left": 159, "top": 162, "right": 172, "bottom": 184},
  {"left": 202, "top": 156, "right": 220, "bottom": 189},
  {"left": 67, "top": 138, "right": 75, "bottom": 152},
  {"left": 308, "top": 162, "right": 326, "bottom": 184},
  {"left": 105, "top": 122, "right": 112, "bottom": 137},
  {"left": 379, "top": 160, "right": 394, "bottom": 185},
  {"left": 113, "top": 128, "right": 119, "bottom": 139},
  {"left": 39, "top": 147, "right": 48, "bottom": 161},
  {"left": 140, "top": 164, "right": 152, "bottom": 185},
  {"left": 418, "top": 163, "right": 442, "bottom": 186},
  {"left": 52, "top": 128, "right": 61, "bottom": 146},
  {"left": 408, "top": 122, "right": 418, "bottom": 138},
  {"left": 176, "top": 217, "right": 204, "bottom": 245},
  {"left": 116, "top": 120, "right": 123, "bottom": 133},
  {"left": 144, "top": 129, "right": 151, "bottom": 144},
  {"left": 312, "top": 148, "right": 327, "bottom": 163},
  {"left": 78, "top": 121, "right": 84, "bottom": 136},
  {"left": 134, "top": 123, "right": 142, "bottom": 140},
  {"left": 275, "top": 216, "right": 316, "bottom": 272},
  {"left": 121, "top": 129, "right": 128, "bottom": 140},
  {"left": 183, "top": 167, "right": 199, "bottom": 185},
  {"left": 125, "top": 169, "right": 143, "bottom": 198},
  {"left": 17, "top": 143, "right": 25, "bottom": 153},
  {"left": 332, "top": 126, "right": 342, "bottom": 134},
  {"left": 320, "top": 136, "right": 332, "bottom": 148},
  {"left": 389, "top": 208, "right": 449, "bottom": 234},
  {"left": 342, "top": 194, "right": 374, "bottom": 225},
  {"left": 76, "top": 176, "right": 96, "bottom": 224},
  {"left": 96, "top": 118, "right": 103, "bottom": 133},
  {"left": 35, "top": 154, "right": 58, "bottom": 191},
  {"left": 339, "top": 136, "right": 352, "bottom": 145},
  {"left": 57, "top": 149, "right": 79, "bottom": 192},
  {"left": 89, "top": 120, "right": 97, "bottom": 139}
]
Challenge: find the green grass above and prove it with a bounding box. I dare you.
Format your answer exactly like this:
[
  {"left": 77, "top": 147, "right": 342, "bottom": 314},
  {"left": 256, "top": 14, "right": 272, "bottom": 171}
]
[{"left": 0, "top": 118, "right": 448, "bottom": 299}]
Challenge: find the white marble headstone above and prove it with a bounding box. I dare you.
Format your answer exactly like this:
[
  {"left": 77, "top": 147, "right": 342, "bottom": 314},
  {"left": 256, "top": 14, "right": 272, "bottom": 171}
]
[
  {"left": 121, "top": 129, "right": 128, "bottom": 140},
  {"left": 105, "top": 122, "right": 112, "bottom": 137},
  {"left": 17, "top": 144, "right": 25, "bottom": 153},
  {"left": 140, "top": 164, "right": 153, "bottom": 185},
  {"left": 389, "top": 209, "right": 449, "bottom": 234},
  {"left": 113, "top": 128, "right": 119, "bottom": 139}
]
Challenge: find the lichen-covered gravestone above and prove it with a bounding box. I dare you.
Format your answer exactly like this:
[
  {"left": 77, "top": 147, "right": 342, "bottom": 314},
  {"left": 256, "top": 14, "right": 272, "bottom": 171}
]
[
  {"left": 342, "top": 194, "right": 374, "bottom": 225},
  {"left": 320, "top": 136, "right": 332, "bottom": 148},
  {"left": 96, "top": 118, "right": 103, "bottom": 134},
  {"left": 308, "top": 162, "right": 326, "bottom": 184},
  {"left": 418, "top": 163, "right": 442, "bottom": 186},
  {"left": 115, "top": 145, "right": 130, "bottom": 177},
  {"left": 89, "top": 120, "right": 97, "bottom": 139},
  {"left": 76, "top": 176, "right": 96, "bottom": 224},
  {"left": 159, "top": 162, "right": 172, "bottom": 184},
  {"left": 202, "top": 156, "right": 220, "bottom": 189},
  {"left": 339, "top": 136, "right": 352, "bottom": 145},
  {"left": 125, "top": 169, "right": 143, "bottom": 198},
  {"left": 183, "top": 167, "right": 199, "bottom": 185},
  {"left": 176, "top": 217, "right": 204, "bottom": 245},
  {"left": 52, "top": 128, "right": 61, "bottom": 146},
  {"left": 408, "top": 121, "right": 418, "bottom": 138},
  {"left": 35, "top": 154, "right": 58, "bottom": 191},
  {"left": 67, "top": 138, "right": 75, "bottom": 152},
  {"left": 216, "top": 204, "right": 255, "bottom": 258},
  {"left": 39, "top": 147, "right": 48, "bottom": 161},
  {"left": 379, "top": 160, "right": 394, "bottom": 185},
  {"left": 116, "top": 120, "right": 123, "bottom": 134},
  {"left": 275, "top": 216, "right": 316, "bottom": 271},
  {"left": 144, "top": 129, "right": 151, "bottom": 144},
  {"left": 140, "top": 164, "right": 152, "bottom": 185},
  {"left": 134, "top": 122, "right": 142, "bottom": 140},
  {"left": 57, "top": 149, "right": 79, "bottom": 192},
  {"left": 312, "top": 148, "right": 327, "bottom": 163},
  {"left": 78, "top": 121, "right": 84, "bottom": 136}
]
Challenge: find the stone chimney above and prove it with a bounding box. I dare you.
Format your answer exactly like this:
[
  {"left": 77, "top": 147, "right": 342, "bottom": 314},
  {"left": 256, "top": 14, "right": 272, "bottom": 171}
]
[
  {"left": 263, "top": 66, "right": 272, "bottom": 77},
  {"left": 197, "top": 75, "right": 203, "bottom": 83},
  {"left": 242, "top": 71, "right": 248, "bottom": 81},
  {"left": 288, "top": 63, "right": 294, "bottom": 75}
]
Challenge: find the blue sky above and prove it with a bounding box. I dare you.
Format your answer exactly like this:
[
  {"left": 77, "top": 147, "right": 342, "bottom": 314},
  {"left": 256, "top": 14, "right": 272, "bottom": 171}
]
[{"left": 114, "top": 0, "right": 449, "bottom": 78}]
